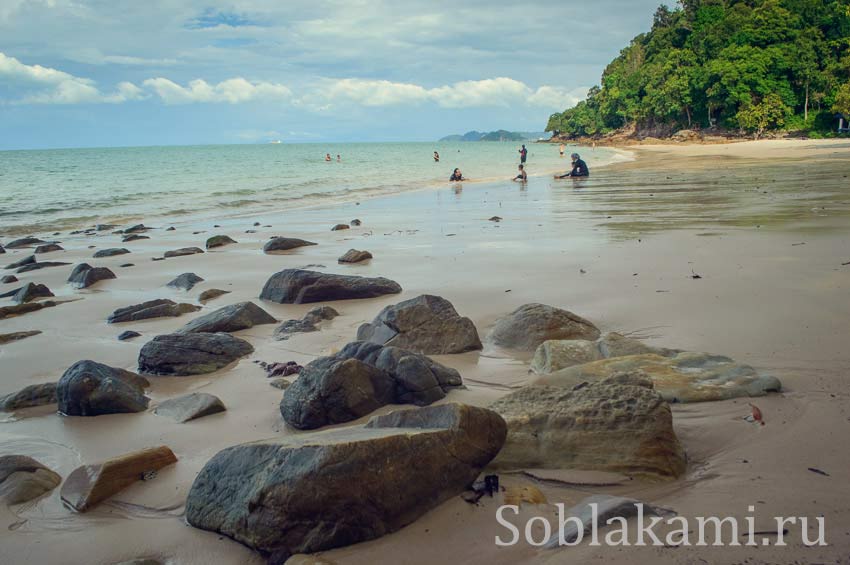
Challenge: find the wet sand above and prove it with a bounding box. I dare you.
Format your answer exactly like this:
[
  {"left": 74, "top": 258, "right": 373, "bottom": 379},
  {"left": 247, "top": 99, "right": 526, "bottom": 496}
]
[{"left": 1, "top": 139, "right": 849, "bottom": 564}]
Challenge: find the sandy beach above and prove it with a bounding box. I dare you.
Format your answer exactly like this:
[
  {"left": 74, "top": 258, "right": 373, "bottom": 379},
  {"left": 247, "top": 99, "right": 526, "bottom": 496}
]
[{"left": 1, "top": 139, "right": 849, "bottom": 565}]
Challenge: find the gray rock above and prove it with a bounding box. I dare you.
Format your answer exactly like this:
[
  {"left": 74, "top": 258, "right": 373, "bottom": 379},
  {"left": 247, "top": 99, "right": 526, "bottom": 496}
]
[
  {"left": 0, "top": 382, "right": 57, "bottom": 411},
  {"left": 351, "top": 219, "right": 362, "bottom": 226},
  {"left": 356, "top": 294, "right": 482, "bottom": 355},
  {"left": 177, "top": 301, "right": 276, "bottom": 334},
  {"left": 57, "top": 360, "right": 150, "bottom": 416},
  {"left": 0, "top": 300, "right": 64, "bottom": 320},
  {"left": 5, "top": 254, "right": 36, "bottom": 270},
  {"left": 138, "top": 332, "right": 254, "bottom": 376},
  {"left": 185, "top": 403, "right": 506, "bottom": 562},
  {"left": 280, "top": 341, "right": 463, "bottom": 429},
  {"left": 167, "top": 272, "right": 204, "bottom": 291},
  {"left": 16, "top": 261, "right": 71, "bottom": 273},
  {"left": 273, "top": 306, "right": 339, "bottom": 340},
  {"left": 154, "top": 392, "right": 226, "bottom": 422},
  {"left": 164, "top": 247, "right": 204, "bottom": 258},
  {"left": 93, "top": 248, "right": 131, "bottom": 258},
  {"left": 269, "top": 378, "right": 291, "bottom": 390},
  {"left": 95, "top": 224, "right": 116, "bottom": 231},
  {"left": 117, "top": 331, "right": 141, "bottom": 341},
  {"left": 122, "top": 234, "right": 149, "bottom": 242},
  {"left": 331, "top": 223, "right": 350, "bottom": 231},
  {"left": 262, "top": 237, "right": 317, "bottom": 254},
  {"left": 67, "top": 263, "right": 117, "bottom": 289},
  {"left": 260, "top": 269, "right": 401, "bottom": 304},
  {"left": 338, "top": 249, "right": 373, "bottom": 263},
  {"left": 0, "top": 330, "right": 42, "bottom": 345},
  {"left": 0, "top": 244, "right": 4, "bottom": 254},
  {"left": 34, "top": 243, "right": 64, "bottom": 254},
  {"left": 206, "top": 235, "right": 237, "bottom": 249},
  {"left": 597, "top": 332, "right": 680, "bottom": 358},
  {"left": 531, "top": 339, "right": 602, "bottom": 373},
  {"left": 0, "top": 455, "right": 62, "bottom": 504},
  {"left": 11, "top": 282, "right": 54, "bottom": 304},
  {"left": 108, "top": 299, "right": 200, "bottom": 323},
  {"left": 489, "top": 303, "right": 600, "bottom": 351},
  {"left": 5, "top": 237, "right": 46, "bottom": 249},
  {"left": 122, "top": 224, "right": 149, "bottom": 234},
  {"left": 1, "top": 275, "right": 18, "bottom": 284},
  {"left": 198, "top": 288, "right": 230, "bottom": 303}
]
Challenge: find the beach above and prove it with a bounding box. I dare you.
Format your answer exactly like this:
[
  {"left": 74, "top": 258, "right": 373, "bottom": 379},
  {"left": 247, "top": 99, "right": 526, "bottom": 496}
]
[{"left": 1, "top": 138, "right": 849, "bottom": 564}]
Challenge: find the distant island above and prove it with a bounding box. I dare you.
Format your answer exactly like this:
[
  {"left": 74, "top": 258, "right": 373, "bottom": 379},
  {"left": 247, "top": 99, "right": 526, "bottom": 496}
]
[{"left": 439, "top": 130, "right": 551, "bottom": 142}]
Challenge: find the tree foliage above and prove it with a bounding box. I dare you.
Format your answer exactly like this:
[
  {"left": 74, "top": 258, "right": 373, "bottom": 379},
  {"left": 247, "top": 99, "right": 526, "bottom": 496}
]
[{"left": 546, "top": 0, "right": 850, "bottom": 138}]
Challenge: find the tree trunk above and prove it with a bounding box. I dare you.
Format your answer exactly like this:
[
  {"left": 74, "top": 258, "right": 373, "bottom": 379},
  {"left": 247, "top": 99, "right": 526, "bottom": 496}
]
[
  {"left": 685, "top": 106, "right": 692, "bottom": 127},
  {"left": 805, "top": 82, "right": 809, "bottom": 122}
]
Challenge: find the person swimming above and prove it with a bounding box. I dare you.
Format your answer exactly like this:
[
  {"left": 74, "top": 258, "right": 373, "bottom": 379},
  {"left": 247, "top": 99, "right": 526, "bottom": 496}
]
[
  {"left": 325, "top": 153, "right": 332, "bottom": 162},
  {"left": 434, "top": 151, "right": 440, "bottom": 162},
  {"left": 513, "top": 164, "right": 527, "bottom": 181},
  {"left": 450, "top": 168, "right": 466, "bottom": 181},
  {"left": 554, "top": 153, "right": 589, "bottom": 178}
]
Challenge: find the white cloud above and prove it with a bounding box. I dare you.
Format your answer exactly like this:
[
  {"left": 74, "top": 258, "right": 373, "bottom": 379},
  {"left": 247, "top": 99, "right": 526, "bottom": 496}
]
[
  {"left": 430, "top": 77, "right": 530, "bottom": 108},
  {"left": 527, "top": 85, "right": 590, "bottom": 109},
  {"left": 143, "top": 77, "right": 291, "bottom": 104}
]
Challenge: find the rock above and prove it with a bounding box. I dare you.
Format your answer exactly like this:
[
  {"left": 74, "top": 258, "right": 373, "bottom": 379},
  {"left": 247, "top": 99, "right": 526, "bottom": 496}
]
[
  {"left": 331, "top": 223, "right": 350, "bottom": 231},
  {"left": 1, "top": 275, "right": 18, "bottom": 283},
  {"left": 269, "top": 378, "right": 291, "bottom": 390},
  {"left": 167, "top": 272, "right": 204, "bottom": 291},
  {"left": 119, "top": 263, "right": 134, "bottom": 268},
  {"left": 543, "top": 495, "right": 671, "bottom": 548},
  {"left": 11, "top": 282, "right": 54, "bottom": 304},
  {"left": 16, "top": 260, "right": 71, "bottom": 273},
  {"left": 262, "top": 360, "right": 303, "bottom": 377},
  {"left": 0, "top": 455, "right": 62, "bottom": 504},
  {"left": 122, "top": 234, "right": 149, "bottom": 242},
  {"left": 57, "top": 360, "right": 150, "bottom": 416},
  {"left": 60, "top": 446, "right": 177, "bottom": 512},
  {"left": 67, "top": 263, "right": 117, "bottom": 289},
  {"left": 260, "top": 269, "right": 401, "bottom": 304},
  {"left": 0, "top": 245, "right": 4, "bottom": 254},
  {"left": 0, "top": 330, "right": 42, "bottom": 345},
  {"left": 198, "top": 288, "right": 230, "bottom": 303},
  {"left": 117, "top": 331, "right": 141, "bottom": 341},
  {"left": 95, "top": 224, "right": 116, "bottom": 231},
  {"left": 138, "top": 332, "right": 254, "bottom": 376},
  {"left": 113, "top": 560, "right": 162, "bottom": 565},
  {"left": 5, "top": 237, "right": 46, "bottom": 249},
  {"left": 154, "top": 392, "right": 225, "bottom": 422},
  {"left": 0, "top": 300, "right": 65, "bottom": 320},
  {"left": 206, "top": 235, "right": 237, "bottom": 249},
  {"left": 337, "top": 249, "right": 373, "bottom": 263},
  {"left": 185, "top": 403, "right": 506, "bottom": 562},
  {"left": 280, "top": 341, "right": 463, "bottom": 429},
  {"left": 538, "top": 352, "right": 782, "bottom": 403},
  {"left": 5, "top": 254, "right": 36, "bottom": 270},
  {"left": 597, "top": 332, "right": 680, "bottom": 358},
  {"left": 122, "top": 224, "right": 150, "bottom": 234},
  {"left": 177, "top": 301, "right": 276, "bottom": 334},
  {"left": 356, "top": 294, "right": 482, "bottom": 355},
  {"left": 490, "top": 372, "right": 686, "bottom": 477},
  {"left": 34, "top": 243, "right": 64, "bottom": 254},
  {"left": 489, "top": 303, "right": 600, "bottom": 351},
  {"left": 488, "top": 216, "right": 503, "bottom": 222},
  {"left": 93, "top": 248, "right": 130, "bottom": 258},
  {"left": 164, "top": 247, "right": 204, "bottom": 258},
  {"left": 166, "top": 226, "right": 176, "bottom": 231},
  {"left": 108, "top": 299, "right": 200, "bottom": 323},
  {"left": 531, "top": 339, "right": 602, "bottom": 373},
  {"left": 0, "top": 382, "right": 56, "bottom": 411},
  {"left": 274, "top": 306, "right": 339, "bottom": 340},
  {"left": 262, "top": 237, "right": 317, "bottom": 254},
  {"left": 350, "top": 219, "right": 362, "bottom": 226}
]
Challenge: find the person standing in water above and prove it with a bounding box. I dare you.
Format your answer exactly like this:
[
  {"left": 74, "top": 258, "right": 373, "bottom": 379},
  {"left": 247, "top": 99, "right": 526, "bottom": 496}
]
[
  {"left": 513, "top": 164, "right": 527, "bottom": 181},
  {"left": 555, "top": 153, "right": 589, "bottom": 178},
  {"left": 336, "top": 154, "right": 341, "bottom": 162},
  {"left": 559, "top": 143, "right": 565, "bottom": 157},
  {"left": 450, "top": 168, "right": 466, "bottom": 181},
  {"left": 434, "top": 151, "right": 440, "bottom": 162},
  {"left": 325, "top": 153, "right": 332, "bottom": 162},
  {"left": 519, "top": 144, "right": 528, "bottom": 164}
]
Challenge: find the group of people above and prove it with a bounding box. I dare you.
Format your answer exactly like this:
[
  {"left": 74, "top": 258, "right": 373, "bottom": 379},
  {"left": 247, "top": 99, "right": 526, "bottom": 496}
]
[
  {"left": 324, "top": 153, "right": 341, "bottom": 162},
  {"left": 446, "top": 143, "right": 589, "bottom": 184}
]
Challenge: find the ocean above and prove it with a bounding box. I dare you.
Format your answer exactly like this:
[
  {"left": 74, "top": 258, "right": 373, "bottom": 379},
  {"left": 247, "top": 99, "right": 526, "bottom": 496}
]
[{"left": 0, "top": 142, "right": 629, "bottom": 236}]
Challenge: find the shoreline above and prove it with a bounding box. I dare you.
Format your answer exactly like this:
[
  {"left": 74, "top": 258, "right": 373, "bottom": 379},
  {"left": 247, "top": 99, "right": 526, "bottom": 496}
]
[{"left": 1, "top": 138, "right": 849, "bottom": 564}]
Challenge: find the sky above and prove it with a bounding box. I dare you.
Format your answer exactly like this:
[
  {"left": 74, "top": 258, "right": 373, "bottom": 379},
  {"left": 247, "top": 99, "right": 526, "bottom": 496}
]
[{"left": 0, "top": 0, "right": 664, "bottom": 149}]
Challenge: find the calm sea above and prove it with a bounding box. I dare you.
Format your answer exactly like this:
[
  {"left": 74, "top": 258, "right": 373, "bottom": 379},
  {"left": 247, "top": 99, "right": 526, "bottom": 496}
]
[{"left": 0, "top": 142, "right": 628, "bottom": 236}]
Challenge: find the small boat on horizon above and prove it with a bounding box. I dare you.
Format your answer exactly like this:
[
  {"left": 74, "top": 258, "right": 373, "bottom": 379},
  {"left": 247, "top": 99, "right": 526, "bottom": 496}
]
[{"left": 269, "top": 140, "right": 282, "bottom": 144}]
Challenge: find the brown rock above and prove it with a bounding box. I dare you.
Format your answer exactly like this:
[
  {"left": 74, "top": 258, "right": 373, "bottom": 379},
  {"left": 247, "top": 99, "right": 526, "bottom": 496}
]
[
  {"left": 488, "top": 303, "right": 600, "bottom": 351},
  {"left": 338, "top": 249, "right": 373, "bottom": 264},
  {"left": 0, "top": 455, "right": 62, "bottom": 504}
]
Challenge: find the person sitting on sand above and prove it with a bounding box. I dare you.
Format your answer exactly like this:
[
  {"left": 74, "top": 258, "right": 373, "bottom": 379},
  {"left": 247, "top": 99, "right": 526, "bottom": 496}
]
[
  {"left": 450, "top": 168, "right": 466, "bottom": 181},
  {"left": 325, "top": 153, "right": 332, "bottom": 162},
  {"left": 513, "top": 164, "right": 527, "bottom": 181},
  {"left": 434, "top": 151, "right": 440, "bottom": 162},
  {"left": 555, "top": 153, "right": 589, "bottom": 178}
]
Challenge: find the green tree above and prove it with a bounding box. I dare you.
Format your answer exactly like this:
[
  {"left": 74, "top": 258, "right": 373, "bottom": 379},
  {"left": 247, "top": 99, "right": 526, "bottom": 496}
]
[
  {"left": 736, "top": 94, "right": 791, "bottom": 138},
  {"left": 833, "top": 82, "right": 850, "bottom": 116}
]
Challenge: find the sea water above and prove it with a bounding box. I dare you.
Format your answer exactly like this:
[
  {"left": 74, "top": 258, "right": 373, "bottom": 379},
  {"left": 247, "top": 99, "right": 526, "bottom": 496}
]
[{"left": 0, "top": 142, "right": 628, "bottom": 236}]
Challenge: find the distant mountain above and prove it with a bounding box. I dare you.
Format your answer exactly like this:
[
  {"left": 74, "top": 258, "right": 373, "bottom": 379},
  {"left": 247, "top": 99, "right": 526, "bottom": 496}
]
[{"left": 439, "top": 130, "right": 550, "bottom": 142}]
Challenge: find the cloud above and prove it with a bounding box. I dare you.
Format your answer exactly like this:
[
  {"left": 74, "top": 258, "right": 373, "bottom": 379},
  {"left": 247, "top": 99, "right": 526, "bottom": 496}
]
[
  {"left": 185, "top": 9, "right": 264, "bottom": 30},
  {"left": 142, "top": 77, "right": 292, "bottom": 104}
]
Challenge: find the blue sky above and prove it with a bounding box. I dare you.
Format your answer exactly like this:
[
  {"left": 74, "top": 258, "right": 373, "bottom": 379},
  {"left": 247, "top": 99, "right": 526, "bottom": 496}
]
[{"left": 0, "top": 0, "right": 663, "bottom": 149}]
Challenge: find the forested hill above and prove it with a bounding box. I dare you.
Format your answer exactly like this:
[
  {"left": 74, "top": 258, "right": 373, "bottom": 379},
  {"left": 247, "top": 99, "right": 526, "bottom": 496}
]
[{"left": 546, "top": 0, "right": 850, "bottom": 139}]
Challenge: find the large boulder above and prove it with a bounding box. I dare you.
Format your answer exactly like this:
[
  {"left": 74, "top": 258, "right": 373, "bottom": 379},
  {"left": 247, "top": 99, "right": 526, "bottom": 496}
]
[
  {"left": 263, "top": 238, "right": 317, "bottom": 254},
  {"left": 177, "top": 301, "right": 276, "bottom": 334},
  {"left": 0, "top": 282, "right": 54, "bottom": 304},
  {"left": 538, "top": 352, "right": 782, "bottom": 403},
  {"left": 186, "top": 403, "right": 506, "bottom": 562},
  {"left": 0, "top": 455, "right": 62, "bottom": 504},
  {"left": 490, "top": 372, "right": 686, "bottom": 477},
  {"left": 356, "top": 294, "right": 482, "bottom": 354},
  {"left": 138, "top": 332, "right": 254, "bottom": 376},
  {"left": 260, "top": 269, "right": 401, "bottom": 304},
  {"left": 67, "top": 263, "right": 116, "bottom": 289},
  {"left": 280, "top": 341, "right": 463, "bottom": 429},
  {"left": 57, "top": 360, "right": 150, "bottom": 416},
  {"left": 488, "top": 303, "right": 600, "bottom": 351},
  {"left": 167, "top": 272, "right": 204, "bottom": 291},
  {"left": 108, "top": 299, "right": 201, "bottom": 323}
]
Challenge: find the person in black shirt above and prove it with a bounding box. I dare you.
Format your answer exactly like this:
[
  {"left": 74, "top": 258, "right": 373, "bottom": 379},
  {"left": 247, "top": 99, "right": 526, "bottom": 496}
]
[
  {"left": 555, "top": 153, "right": 589, "bottom": 178},
  {"left": 519, "top": 144, "right": 528, "bottom": 164},
  {"left": 450, "top": 168, "right": 466, "bottom": 181}
]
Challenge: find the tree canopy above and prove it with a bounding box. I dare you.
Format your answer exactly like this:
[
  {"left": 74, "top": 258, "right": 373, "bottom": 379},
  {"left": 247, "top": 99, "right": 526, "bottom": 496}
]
[{"left": 546, "top": 0, "right": 850, "bottom": 138}]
